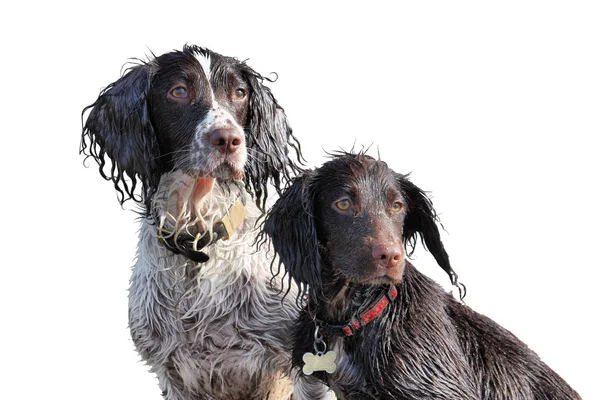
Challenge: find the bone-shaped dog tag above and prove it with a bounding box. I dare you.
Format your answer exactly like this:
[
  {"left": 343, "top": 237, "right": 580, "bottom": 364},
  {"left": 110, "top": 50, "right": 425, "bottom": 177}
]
[{"left": 302, "top": 351, "right": 337, "bottom": 375}]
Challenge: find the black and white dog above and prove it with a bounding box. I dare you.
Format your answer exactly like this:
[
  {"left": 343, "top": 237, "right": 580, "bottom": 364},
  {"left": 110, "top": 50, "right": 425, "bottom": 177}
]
[
  {"left": 81, "top": 45, "right": 329, "bottom": 400},
  {"left": 263, "top": 152, "right": 580, "bottom": 399}
]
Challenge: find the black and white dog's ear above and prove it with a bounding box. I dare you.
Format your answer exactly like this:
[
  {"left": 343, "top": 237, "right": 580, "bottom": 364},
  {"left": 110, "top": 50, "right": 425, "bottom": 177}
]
[
  {"left": 397, "top": 174, "right": 464, "bottom": 296},
  {"left": 241, "top": 68, "right": 303, "bottom": 210},
  {"left": 81, "top": 63, "right": 161, "bottom": 209},
  {"left": 263, "top": 171, "right": 320, "bottom": 297}
]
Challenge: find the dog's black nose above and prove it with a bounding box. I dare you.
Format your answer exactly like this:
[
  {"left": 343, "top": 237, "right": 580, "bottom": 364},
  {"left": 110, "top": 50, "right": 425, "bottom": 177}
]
[
  {"left": 372, "top": 244, "right": 402, "bottom": 268},
  {"left": 209, "top": 128, "right": 243, "bottom": 154}
]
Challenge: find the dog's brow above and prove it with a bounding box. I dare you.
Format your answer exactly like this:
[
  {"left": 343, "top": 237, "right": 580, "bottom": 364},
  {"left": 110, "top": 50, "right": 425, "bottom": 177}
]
[
  {"left": 339, "top": 185, "right": 360, "bottom": 203},
  {"left": 386, "top": 186, "right": 403, "bottom": 201},
  {"left": 195, "top": 52, "right": 212, "bottom": 80}
]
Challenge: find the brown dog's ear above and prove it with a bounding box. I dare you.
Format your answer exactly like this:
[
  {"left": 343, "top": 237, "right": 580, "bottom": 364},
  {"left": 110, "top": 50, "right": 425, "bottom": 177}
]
[
  {"left": 263, "top": 170, "right": 321, "bottom": 299},
  {"left": 397, "top": 173, "right": 465, "bottom": 298}
]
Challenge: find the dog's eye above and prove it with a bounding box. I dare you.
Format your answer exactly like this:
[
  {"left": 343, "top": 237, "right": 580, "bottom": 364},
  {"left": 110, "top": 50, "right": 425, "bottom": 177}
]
[
  {"left": 391, "top": 202, "right": 404, "bottom": 212},
  {"left": 233, "top": 88, "right": 247, "bottom": 100},
  {"left": 170, "top": 86, "right": 188, "bottom": 99},
  {"left": 335, "top": 199, "right": 352, "bottom": 211}
]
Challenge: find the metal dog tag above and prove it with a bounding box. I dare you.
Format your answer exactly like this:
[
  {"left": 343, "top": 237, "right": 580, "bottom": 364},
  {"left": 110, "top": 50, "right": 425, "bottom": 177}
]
[
  {"left": 302, "top": 325, "right": 337, "bottom": 375},
  {"left": 302, "top": 350, "right": 337, "bottom": 375},
  {"left": 221, "top": 198, "right": 247, "bottom": 239}
]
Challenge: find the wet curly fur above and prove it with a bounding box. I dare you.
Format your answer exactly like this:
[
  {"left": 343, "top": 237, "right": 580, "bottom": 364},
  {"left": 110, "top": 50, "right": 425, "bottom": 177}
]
[
  {"left": 263, "top": 152, "right": 580, "bottom": 399},
  {"left": 80, "top": 45, "right": 329, "bottom": 399}
]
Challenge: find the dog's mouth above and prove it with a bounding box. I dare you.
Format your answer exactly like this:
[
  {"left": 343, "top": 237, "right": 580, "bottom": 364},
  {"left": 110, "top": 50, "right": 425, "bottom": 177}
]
[
  {"left": 154, "top": 171, "right": 247, "bottom": 244},
  {"left": 154, "top": 173, "right": 217, "bottom": 231},
  {"left": 191, "top": 150, "right": 246, "bottom": 181},
  {"left": 377, "top": 264, "right": 405, "bottom": 284},
  {"left": 211, "top": 158, "right": 245, "bottom": 181},
  {"left": 341, "top": 259, "right": 406, "bottom": 285},
  {"left": 381, "top": 260, "right": 406, "bottom": 282}
]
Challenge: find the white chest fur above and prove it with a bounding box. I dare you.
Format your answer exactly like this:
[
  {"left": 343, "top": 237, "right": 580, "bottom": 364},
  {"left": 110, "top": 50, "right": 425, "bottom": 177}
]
[{"left": 127, "top": 176, "right": 299, "bottom": 398}]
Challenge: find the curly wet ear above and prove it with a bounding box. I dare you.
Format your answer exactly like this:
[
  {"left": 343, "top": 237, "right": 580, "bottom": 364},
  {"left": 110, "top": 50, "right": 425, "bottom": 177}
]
[
  {"left": 80, "top": 63, "right": 161, "bottom": 211},
  {"left": 397, "top": 174, "right": 464, "bottom": 296},
  {"left": 242, "top": 68, "right": 303, "bottom": 210},
  {"left": 263, "top": 171, "right": 320, "bottom": 297}
]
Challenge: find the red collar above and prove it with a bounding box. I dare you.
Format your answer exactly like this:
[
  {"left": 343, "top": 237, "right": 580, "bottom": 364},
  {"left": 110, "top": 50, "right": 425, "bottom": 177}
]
[{"left": 318, "top": 284, "right": 398, "bottom": 337}]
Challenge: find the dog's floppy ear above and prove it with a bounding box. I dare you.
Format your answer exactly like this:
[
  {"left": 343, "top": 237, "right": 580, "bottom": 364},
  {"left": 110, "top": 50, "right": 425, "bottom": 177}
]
[
  {"left": 397, "top": 174, "right": 464, "bottom": 295},
  {"left": 263, "top": 171, "right": 320, "bottom": 298},
  {"left": 80, "top": 63, "right": 161, "bottom": 211},
  {"left": 241, "top": 68, "right": 303, "bottom": 210}
]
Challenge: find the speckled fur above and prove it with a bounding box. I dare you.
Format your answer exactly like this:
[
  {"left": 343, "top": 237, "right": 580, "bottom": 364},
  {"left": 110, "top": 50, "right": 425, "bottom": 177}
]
[
  {"left": 80, "top": 45, "right": 331, "bottom": 399},
  {"left": 129, "top": 174, "right": 299, "bottom": 399}
]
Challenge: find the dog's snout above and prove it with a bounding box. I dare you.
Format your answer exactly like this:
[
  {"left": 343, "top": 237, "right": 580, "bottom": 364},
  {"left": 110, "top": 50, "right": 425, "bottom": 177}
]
[
  {"left": 372, "top": 243, "right": 402, "bottom": 268},
  {"left": 209, "top": 128, "right": 243, "bottom": 154}
]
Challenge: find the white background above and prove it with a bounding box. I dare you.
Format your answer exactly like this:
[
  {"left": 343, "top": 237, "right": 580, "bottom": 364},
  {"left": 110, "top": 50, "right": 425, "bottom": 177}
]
[{"left": 1, "top": 1, "right": 598, "bottom": 398}]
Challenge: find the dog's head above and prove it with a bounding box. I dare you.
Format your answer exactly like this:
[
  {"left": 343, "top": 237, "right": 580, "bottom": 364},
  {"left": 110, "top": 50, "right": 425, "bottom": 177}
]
[
  {"left": 264, "top": 152, "right": 460, "bottom": 298},
  {"left": 81, "top": 45, "right": 301, "bottom": 212}
]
